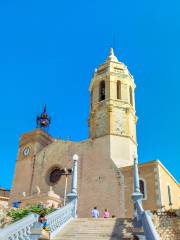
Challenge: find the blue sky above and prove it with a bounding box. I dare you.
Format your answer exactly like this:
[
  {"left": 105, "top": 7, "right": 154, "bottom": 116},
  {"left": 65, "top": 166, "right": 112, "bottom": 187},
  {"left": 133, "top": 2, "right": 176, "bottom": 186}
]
[{"left": 0, "top": 0, "right": 180, "bottom": 189}]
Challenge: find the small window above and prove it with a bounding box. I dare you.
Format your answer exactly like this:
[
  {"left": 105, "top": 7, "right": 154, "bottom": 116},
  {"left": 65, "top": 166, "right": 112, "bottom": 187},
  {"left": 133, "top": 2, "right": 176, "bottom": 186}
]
[
  {"left": 117, "top": 81, "right": 121, "bottom": 99},
  {"left": 139, "top": 179, "right": 146, "bottom": 199},
  {"left": 167, "top": 185, "right": 172, "bottom": 206},
  {"left": 99, "top": 80, "right": 105, "bottom": 101},
  {"left": 129, "top": 86, "right": 133, "bottom": 106}
]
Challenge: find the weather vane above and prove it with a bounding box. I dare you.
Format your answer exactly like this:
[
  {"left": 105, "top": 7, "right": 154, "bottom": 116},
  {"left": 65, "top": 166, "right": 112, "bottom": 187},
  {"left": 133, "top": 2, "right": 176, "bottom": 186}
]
[{"left": 36, "top": 104, "right": 51, "bottom": 131}]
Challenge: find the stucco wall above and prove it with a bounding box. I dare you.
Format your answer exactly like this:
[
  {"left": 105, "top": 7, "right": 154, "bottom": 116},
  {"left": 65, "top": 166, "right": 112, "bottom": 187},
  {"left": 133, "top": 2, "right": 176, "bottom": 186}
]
[
  {"left": 158, "top": 162, "right": 180, "bottom": 210},
  {"left": 122, "top": 162, "right": 160, "bottom": 218}
]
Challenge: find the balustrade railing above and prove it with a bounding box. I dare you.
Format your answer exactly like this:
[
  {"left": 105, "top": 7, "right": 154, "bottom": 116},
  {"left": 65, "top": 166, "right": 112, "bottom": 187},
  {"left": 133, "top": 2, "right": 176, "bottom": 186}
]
[
  {"left": 0, "top": 199, "right": 76, "bottom": 240},
  {"left": 46, "top": 199, "right": 76, "bottom": 238},
  {"left": 0, "top": 213, "right": 37, "bottom": 240},
  {"left": 0, "top": 154, "right": 78, "bottom": 240}
]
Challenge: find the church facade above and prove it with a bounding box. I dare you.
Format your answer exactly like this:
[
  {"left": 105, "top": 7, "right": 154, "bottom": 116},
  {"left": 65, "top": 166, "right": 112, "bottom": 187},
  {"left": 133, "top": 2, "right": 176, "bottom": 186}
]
[{"left": 9, "top": 49, "right": 180, "bottom": 217}]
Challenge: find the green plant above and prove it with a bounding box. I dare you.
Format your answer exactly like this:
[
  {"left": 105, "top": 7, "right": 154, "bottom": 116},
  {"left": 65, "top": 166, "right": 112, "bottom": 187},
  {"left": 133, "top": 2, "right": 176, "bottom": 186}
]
[{"left": 7, "top": 204, "right": 55, "bottom": 222}]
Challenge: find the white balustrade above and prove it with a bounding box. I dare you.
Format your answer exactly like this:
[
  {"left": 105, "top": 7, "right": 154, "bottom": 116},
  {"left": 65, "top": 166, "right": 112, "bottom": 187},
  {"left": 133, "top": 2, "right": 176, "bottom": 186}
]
[
  {"left": 0, "top": 155, "right": 78, "bottom": 240},
  {"left": 0, "top": 200, "right": 76, "bottom": 240},
  {"left": 47, "top": 199, "right": 75, "bottom": 238},
  {"left": 0, "top": 214, "right": 37, "bottom": 240}
]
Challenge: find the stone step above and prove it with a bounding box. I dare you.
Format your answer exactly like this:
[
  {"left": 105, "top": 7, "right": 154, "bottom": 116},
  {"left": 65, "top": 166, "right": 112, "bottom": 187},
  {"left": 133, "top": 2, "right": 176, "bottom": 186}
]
[
  {"left": 53, "top": 238, "right": 133, "bottom": 240},
  {"left": 53, "top": 218, "right": 135, "bottom": 240}
]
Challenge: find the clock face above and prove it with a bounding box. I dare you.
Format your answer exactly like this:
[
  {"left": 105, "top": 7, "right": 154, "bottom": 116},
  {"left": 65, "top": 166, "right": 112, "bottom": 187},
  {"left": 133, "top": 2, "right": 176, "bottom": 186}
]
[{"left": 23, "top": 147, "right": 30, "bottom": 156}]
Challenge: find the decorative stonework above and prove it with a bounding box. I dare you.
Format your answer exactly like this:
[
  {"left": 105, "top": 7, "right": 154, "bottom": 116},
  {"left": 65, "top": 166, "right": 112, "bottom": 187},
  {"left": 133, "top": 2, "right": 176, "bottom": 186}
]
[
  {"left": 112, "top": 108, "right": 127, "bottom": 136},
  {"left": 20, "top": 186, "right": 62, "bottom": 208},
  {"left": 93, "top": 109, "right": 108, "bottom": 138}
]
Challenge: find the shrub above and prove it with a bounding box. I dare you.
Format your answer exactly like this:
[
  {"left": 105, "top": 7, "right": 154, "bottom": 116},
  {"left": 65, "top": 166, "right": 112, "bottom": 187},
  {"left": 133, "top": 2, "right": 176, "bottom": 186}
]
[{"left": 7, "top": 204, "right": 55, "bottom": 222}]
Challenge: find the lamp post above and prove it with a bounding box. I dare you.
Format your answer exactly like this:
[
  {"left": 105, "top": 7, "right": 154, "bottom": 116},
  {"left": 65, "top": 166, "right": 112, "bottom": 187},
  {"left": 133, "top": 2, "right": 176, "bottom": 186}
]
[
  {"left": 71, "top": 154, "right": 78, "bottom": 194},
  {"left": 61, "top": 168, "right": 72, "bottom": 206},
  {"left": 132, "top": 154, "right": 143, "bottom": 224},
  {"left": 67, "top": 154, "right": 78, "bottom": 218},
  {"left": 133, "top": 153, "right": 142, "bottom": 196}
]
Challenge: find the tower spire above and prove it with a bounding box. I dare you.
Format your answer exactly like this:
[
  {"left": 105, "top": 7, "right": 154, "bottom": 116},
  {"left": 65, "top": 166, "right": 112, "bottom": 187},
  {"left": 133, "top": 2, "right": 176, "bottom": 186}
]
[
  {"left": 106, "top": 48, "right": 118, "bottom": 62},
  {"left": 36, "top": 104, "right": 51, "bottom": 131}
]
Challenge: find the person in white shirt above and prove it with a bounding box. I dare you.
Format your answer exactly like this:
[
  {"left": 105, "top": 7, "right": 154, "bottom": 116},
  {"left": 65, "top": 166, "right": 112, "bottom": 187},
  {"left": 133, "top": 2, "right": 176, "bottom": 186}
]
[{"left": 91, "top": 206, "right": 100, "bottom": 218}]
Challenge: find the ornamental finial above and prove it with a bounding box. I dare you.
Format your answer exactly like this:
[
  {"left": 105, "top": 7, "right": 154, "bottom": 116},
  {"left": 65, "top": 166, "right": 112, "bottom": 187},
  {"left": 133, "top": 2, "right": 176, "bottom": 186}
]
[
  {"left": 110, "top": 47, "right": 114, "bottom": 56},
  {"left": 36, "top": 104, "right": 51, "bottom": 131},
  {"left": 106, "top": 48, "right": 118, "bottom": 62}
]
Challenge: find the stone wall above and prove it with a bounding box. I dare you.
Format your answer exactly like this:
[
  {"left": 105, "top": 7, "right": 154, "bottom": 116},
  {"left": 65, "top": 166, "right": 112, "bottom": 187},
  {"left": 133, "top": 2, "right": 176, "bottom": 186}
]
[{"left": 153, "top": 213, "right": 180, "bottom": 240}]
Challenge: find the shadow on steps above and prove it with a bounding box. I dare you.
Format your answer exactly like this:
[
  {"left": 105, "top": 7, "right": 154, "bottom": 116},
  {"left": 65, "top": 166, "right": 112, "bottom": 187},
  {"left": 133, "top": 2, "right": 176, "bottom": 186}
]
[{"left": 110, "top": 218, "right": 135, "bottom": 239}]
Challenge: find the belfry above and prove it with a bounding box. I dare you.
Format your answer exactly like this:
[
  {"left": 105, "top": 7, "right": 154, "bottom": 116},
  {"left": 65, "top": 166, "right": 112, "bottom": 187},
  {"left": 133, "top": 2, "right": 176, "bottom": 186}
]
[
  {"left": 9, "top": 49, "right": 179, "bottom": 218},
  {"left": 89, "top": 48, "right": 137, "bottom": 167}
]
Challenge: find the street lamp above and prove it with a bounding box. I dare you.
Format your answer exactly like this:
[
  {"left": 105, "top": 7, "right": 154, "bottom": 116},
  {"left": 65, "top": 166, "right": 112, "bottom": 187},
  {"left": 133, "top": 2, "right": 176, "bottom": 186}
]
[
  {"left": 71, "top": 154, "right": 78, "bottom": 194},
  {"left": 132, "top": 153, "right": 141, "bottom": 194},
  {"left": 67, "top": 154, "right": 79, "bottom": 218},
  {"left": 61, "top": 168, "right": 72, "bottom": 206},
  {"left": 133, "top": 152, "right": 138, "bottom": 162},
  {"left": 61, "top": 154, "right": 78, "bottom": 206},
  {"left": 73, "top": 154, "right": 78, "bottom": 161}
]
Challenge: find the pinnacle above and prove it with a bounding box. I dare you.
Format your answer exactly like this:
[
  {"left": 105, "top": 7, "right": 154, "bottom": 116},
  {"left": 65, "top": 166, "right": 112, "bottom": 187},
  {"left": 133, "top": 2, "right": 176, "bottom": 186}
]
[
  {"left": 110, "top": 47, "right": 114, "bottom": 56},
  {"left": 106, "top": 47, "right": 118, "bottom": 62}
]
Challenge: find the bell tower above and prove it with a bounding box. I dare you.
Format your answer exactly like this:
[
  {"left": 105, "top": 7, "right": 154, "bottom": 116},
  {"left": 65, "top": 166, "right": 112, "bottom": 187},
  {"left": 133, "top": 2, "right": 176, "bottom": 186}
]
[
  {"left": 89, "top": 48, "right": 137, "bottom": 167},
  {"left": 9, "top": 106, "right": 53, "bottom": 204}
]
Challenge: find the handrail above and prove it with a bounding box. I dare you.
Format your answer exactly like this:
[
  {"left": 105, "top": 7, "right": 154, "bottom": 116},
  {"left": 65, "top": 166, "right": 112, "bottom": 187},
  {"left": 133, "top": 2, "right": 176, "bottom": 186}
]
[
  {"left": 132, "top": 156, "right": 160, "bottom": 240},
  {"left": 46, "top": 199, "right": 76, "bottom": 237},
  {"left": 0, "top": 213, "right": 37, "bottom": 240},
  {"left": 136, "top": 200, "right": 160, "bottom": 240},
  {"left": 0, "top": 200, "right": 76, "bottom": 240},
  {"left": 0, "top": 155, "right": 79, "bottom": 240},
  {"left": 30, "top": 155, "right": 78, "bottom": 239}
]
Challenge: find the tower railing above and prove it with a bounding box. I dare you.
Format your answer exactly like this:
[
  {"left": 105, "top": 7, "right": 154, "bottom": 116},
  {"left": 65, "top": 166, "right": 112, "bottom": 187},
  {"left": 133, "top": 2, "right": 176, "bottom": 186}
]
[{"left": 132, "top": 156, "right": 160, "bottom": 240}]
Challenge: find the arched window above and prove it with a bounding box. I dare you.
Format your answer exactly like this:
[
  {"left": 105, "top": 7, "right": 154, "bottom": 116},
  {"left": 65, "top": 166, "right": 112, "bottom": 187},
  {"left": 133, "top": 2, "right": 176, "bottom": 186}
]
[
  {"left": 117, "top": 81, "right": 121, "bottom": 99},
  {"left": 139, "top": 179, "right": 147, "bottom": 199},
  {"left": 99, "top": 80, "right": 105, "bottom": 101},
  {"left": 167, "top": 185, "right": 172, "bottom": 206},
  {"left": 129, "top": 86, "right": 133, "bottom": 106}
]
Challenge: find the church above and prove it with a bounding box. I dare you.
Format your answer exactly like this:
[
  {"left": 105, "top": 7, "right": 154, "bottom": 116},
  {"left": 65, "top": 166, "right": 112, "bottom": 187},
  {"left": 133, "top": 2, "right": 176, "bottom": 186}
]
[{"left": 9, "top": 49, "right": 180, "bottom": 218}]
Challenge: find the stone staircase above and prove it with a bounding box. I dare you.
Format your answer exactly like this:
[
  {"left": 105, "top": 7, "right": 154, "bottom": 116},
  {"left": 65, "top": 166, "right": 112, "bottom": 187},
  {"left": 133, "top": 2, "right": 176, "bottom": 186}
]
[{"left": 53, "top": 218, "right": 135, "bottom": 240}]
